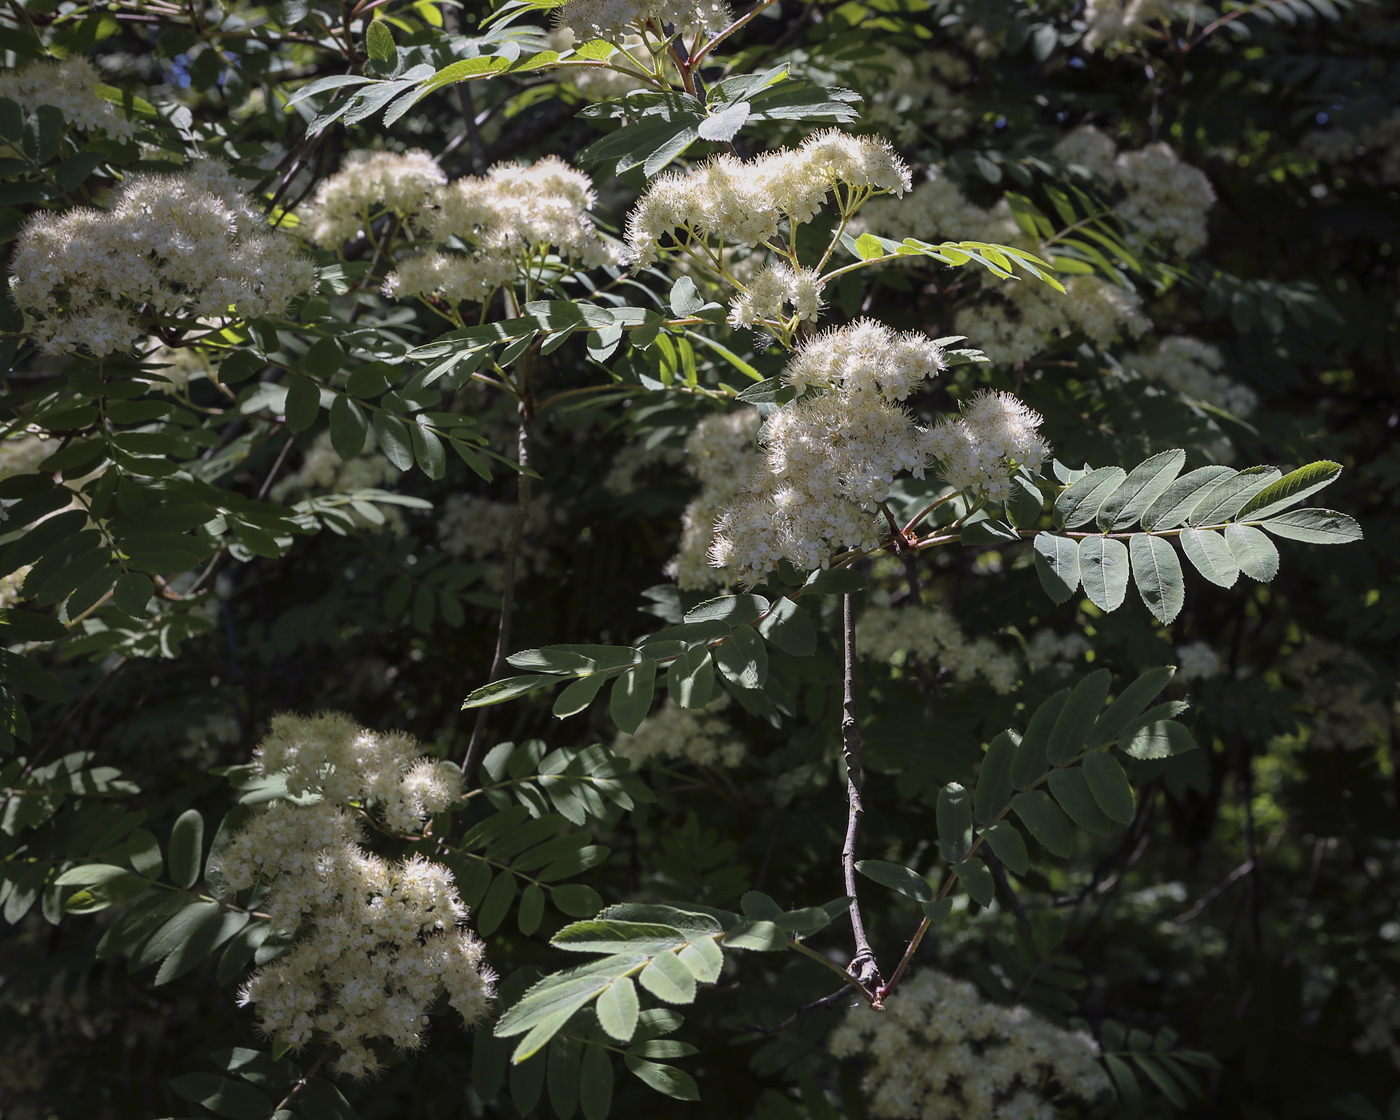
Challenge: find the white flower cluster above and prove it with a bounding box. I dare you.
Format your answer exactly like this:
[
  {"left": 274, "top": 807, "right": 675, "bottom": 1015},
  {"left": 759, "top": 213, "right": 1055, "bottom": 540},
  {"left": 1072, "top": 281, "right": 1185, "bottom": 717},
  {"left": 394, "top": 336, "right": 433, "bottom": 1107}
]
[
  {"left": 1025, "top": 629, "right": 1091, "bottom": 673},
  {"left": 0, "top": 57, "right": 137, "bottom": 139},
  {"left": 925, "top": 390, "right": 1050, "bottom": 503},
  {"left": 10, "top": 159, "right": 315, "bottom": 355},
  {"left": 1300, "top": 111, "right": 1400, "bottom": 186},
  {"left": 1081, "top": 0, "right": 1180, "bottom": 50},
  {"left": 209, "top": 712, "right": 491, "bottom": 1080},
  {"left": 1175, "top": 640, "right": 1223, "bottom": 683},
  {"left": 711, "top": 322, "right": 945, "bottom": 580},
  {"left": 828, "top": 968, "right": 1110, "bottom": 1119},
  {"left": 627, "top": 131, "right": 912, "bottom": 267},
  {"left": 859, "top": 49, "right": 975, "bottom": 145},
  {"left": 612, "top": 693, "right": 745, "bottom": 768},
  {"left": 956, "top": 273, "right": 1150, "bottom": 368},
  {"left": 555, "top": 0, "right": 731, "bottom": 43},
  {"left": 437, "top": 493, "right": 559, "bottom": 590},
  {"left": 1114, "top": 143, "right": 1217, "bottom": 256},
  {"left": 1125, "top": 336, "right": 1257, "bottom": 416},
  {"left": 0, "top": 566, "right": 30, "bottom": 609},
  {"left": 252, "top": 711, "right": 465, "bottom": 832},
  {"left": 1054, "top": 127, "right": 1216, "bottom": 256},
  {"left": 669, "top": 408, "right": 763, "bottom": 589},
  {"left": 857, "top": 604, "right": 1020, "bottom": 693},
  {"left": 728, "top": 263, "right": 824, "bottom": 328},
  {"left": 301, "top": 150, "right": 447, "bottom": 247},
  {"left": 385, "top": 157, "right": 615, "bottom": 305},
  {"left": 603, "top": 439, "right": 686, "bottom": 496},
  {"left": 271, "top": 430, "right": 401, "bottom": 502},
  {"left": 1285, "top": 641, "right": 1389, "bottom": 752}
]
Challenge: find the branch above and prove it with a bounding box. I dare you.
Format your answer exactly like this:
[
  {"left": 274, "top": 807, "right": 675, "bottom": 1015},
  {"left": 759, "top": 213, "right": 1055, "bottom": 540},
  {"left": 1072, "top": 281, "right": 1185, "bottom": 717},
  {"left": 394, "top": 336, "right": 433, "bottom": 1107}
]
[
  {"left": 841, "top": 593, "right": 884, "bottom": 999},
  {"left": 462, "top": 350, "right": 536, "bottom": 779},
  {"left": 1174, "top": 858, "right": 1255, "bottom": 925},
  {"left": 738, "top": 987, "right": 854, "bottom": 1035}
]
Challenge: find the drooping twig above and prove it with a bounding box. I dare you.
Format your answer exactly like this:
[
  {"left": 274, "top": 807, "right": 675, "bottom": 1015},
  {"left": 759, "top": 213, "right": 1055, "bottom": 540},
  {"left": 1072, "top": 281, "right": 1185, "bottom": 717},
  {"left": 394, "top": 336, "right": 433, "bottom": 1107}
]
[
  {"left": 739, "top": 987, "right": 855, "bottom": 1035},
  {"left": 841, "top": 593, "right": 884, "bottom": 999},
  {"left": 1174, "top": 858, "right": 1255, "bottom": 925},
  {"left": 462, "top": 350, "right": 536, "bottom": 779}
]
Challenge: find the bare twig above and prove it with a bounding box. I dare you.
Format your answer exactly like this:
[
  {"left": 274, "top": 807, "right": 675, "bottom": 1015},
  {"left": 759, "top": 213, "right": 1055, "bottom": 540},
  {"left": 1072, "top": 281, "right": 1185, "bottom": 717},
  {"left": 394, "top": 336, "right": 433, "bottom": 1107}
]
[
  {"left": 462, "top": 353, "right": 536, "bottom": 778},
  {"left": 22, "top": 658, "right": 128, "bottom": 777},
  {"left": 739, "top": 987, "right": 854, "bottom": 1035},
  {"left": 1175, "top": 858, "right": 1255, "bottom": 925},
  {"left": 841, "top": 593, "right": 884, "bottom": 999}
]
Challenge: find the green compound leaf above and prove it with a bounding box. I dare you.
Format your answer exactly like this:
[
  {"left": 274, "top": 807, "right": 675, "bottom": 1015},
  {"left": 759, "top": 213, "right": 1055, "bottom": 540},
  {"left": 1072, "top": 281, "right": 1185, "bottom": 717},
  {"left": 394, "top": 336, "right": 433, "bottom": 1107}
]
[
  {"left": 638, "top": 950, "right": 696, "bottom": 1005},
  {"left": 1187, "top": 466, "right": 1280, "bottom": 526},
  {"left": 1258, "top": 508, "right": 1363, "bottom": 544},
  {"left": 1179, "top": 527, "right": 1240, "bottom": 588},
  {"left": 518, "top": 884, "right": 547, "bottom": 936},
  {"left": 283, "top": 375, "right": 320, "bottom": 434},
  {"left": 1129, "top": 533, "right": 1186, "bottom": 624},
  {"left": 1079, "top": 536, "right": 1130, "bottom": 612},
  {"left": 547, "top": 1037, "right": 582, "bottom": 1120},
  {"left": 610, "top": 659, "right": 656, "bottom": 734},
  {"left": 170, "top": 1072, "right": 274, "bottom": 1120},
  {"left": 683, "top": 593, "right": 769, "bottom": 627},
  {"left": 677, "top": 934, "right": 724, "bottom": 982},
  {"left": 667, "top": 644, "right": 714, "bottom": 709},
  {"left": 1237, "top": 460, "right": 1342, "bottom": 520},
  {"left": 463, "top": 674, "right": 560, "bottom": 709},
  {"left": 1124, "top": 719, "right": 1197, "bottom": 760},
  {"left": 624, "top": 1055, "right": 700, "bottom": 1101},
  {"left": 855, "top": 859, "right": 933, "bottom": 903},
  {"left": 714, "top": 626, "right": 767, "bottom": 689},
  {"left": 477, "top": 871, "right": 517, "bottom": 937},
  {"left": 155, "top": 907, "right": 249, "bottom": 985},
  {"left": 580, "top": 1045, "right": 614, "bottom": 1120},
  {"left": 1034, "top": 531, "right": 1081, "bottom": 605},
  {"left": 1011, "top": 790, "right": 1073, "bottom": 857},
  {"left": 373, "top": 411, "right": 414, "bottom": 471},
  {"left": 1047, "top": 767, "right": 1112, "bottom": 835},
  {"left": 553, "top": 920, "right": 689, "bottom": 956},
  {"left": 975, "top": 730, "right": 1019, "bottom": 826},
  {"left": 1054, "top": 466, "right": 1126, "bottom": 529},
  {"left": 1224, "top": 523, "right": 1280, "bottom": 582},
  {"left": 365, "top": 19, "right": 396, "bottom": 63},
  {"left": 1140, "top": 465, "right": 1236, "bottom": 531},
  {"left": 168, "top": 809, "right": 204, "bottom": 890},
  {"left": 497, "top": 954, "right": 650, "bottom": 1060},
  {"left": 552, "top": 674, "right": 606, "bottom": 719},
  {"left": 937, "top": 782, "right": 974, "bottom": 863},
  {"left": 1099, "top": 449, "right": 1186, "bottom": 530},
  {"left": 756, "top": 596, "right": 816, "bottom": 656},
  {"left": 1047, "top": 668, "right": 1112, "bottom": 766},
  {"left": 955, "top": 856, "right": 995, "bottom": 906},
  {"left": 1083, "top": 751, "right": 1136, "bottom": 824},
  {"left": 982, "top": 820, "right": 1030, "bottom": 876},
  {"left": 1012, "top": 689, "right": 1068, "bottom": 789},
  {"left": 596, "top": 975, "right": 640, "bottom": 1042}
]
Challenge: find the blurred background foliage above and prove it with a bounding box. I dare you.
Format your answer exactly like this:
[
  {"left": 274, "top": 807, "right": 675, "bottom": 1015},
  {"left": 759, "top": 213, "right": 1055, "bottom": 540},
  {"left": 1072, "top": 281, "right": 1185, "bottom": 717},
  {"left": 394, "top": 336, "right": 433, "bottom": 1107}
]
[{"left": 0, "top": 0, "right": 1397, "bottom": 1118}]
